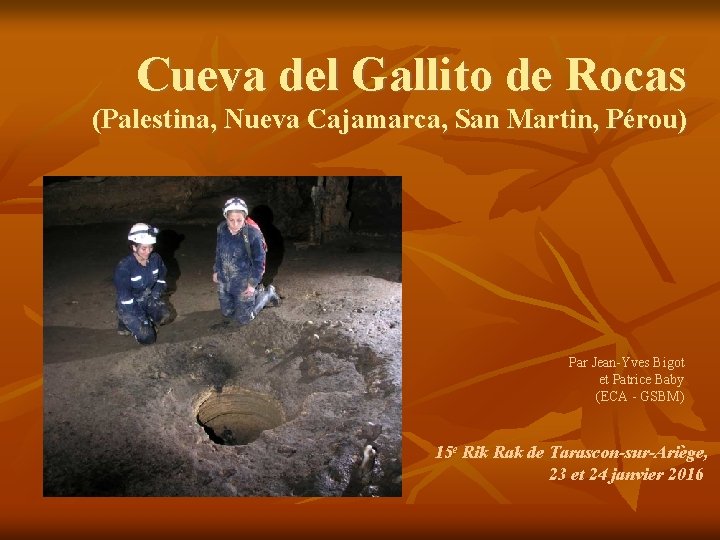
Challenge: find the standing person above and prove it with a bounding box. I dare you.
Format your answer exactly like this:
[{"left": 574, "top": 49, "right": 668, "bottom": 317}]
[
  {"left": 213, "top": 197, "right": 280, "bottom": 325},
  {"left": 114, "top": 223, "right": 171, "bottom": 345}
]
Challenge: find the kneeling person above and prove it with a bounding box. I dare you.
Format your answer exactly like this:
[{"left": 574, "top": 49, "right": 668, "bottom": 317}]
[
  {"left": 114, "top": 223, "right": 171, "bottom": 344},
  {"left": 213, "top": 197, "right": 279, "bottom": 325}
]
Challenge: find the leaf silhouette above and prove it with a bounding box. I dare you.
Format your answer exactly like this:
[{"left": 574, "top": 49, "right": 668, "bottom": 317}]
[
  {"left": 404, "top": 219, "right": 720, "bottom": 508},
  {"left": 0, "top": 84, "right": 101, "bottom": 214},
  {"left": 152, "top": 38, "right": 459, "bottom": 174},
  {"left": 0, "top": 375, "right": 42, "bottom": 422},
  {"left": 0, "top": 306, "right": 42, "bottom": 421},
  {"left": 487, "top": 98, "right": 719, "bottom": 219},
  {"left": 24, "top": 305, "right": 42, "bottom": 326},
  {"left": 403, "top": 189, "right": 458, "bottom": 232},
  {"left": 404, "top": 37, "right": 720, "bottom": 283}
]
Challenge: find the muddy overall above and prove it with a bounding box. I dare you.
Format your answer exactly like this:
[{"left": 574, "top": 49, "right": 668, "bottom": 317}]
[
  {"left": 214, "top": 219, "right": 278, "bottom": 325},
  {"left": 114, "top": 251, "right": 170, "bottom": 344}
]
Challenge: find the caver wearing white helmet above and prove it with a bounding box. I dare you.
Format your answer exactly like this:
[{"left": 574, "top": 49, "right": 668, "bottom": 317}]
[
  {"left": 212, "top": 196, "right": 279, "bottom": 326},
  {"left": 222, "top": 197, "right": 248, "bottom": 217},
  {"left": 128, "top": 223, "right": 159, "bottom": 245},
  {"left": 114, "top": 222, "right": 171, "bottom": 344}
]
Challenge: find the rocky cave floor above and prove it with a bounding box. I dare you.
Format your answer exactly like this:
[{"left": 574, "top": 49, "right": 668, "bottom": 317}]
[{"left": 43, "top": 223, "right": 402, "bottom": 497}]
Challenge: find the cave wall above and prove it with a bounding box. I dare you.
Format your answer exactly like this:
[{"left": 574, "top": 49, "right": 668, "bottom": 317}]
[
  {"left": 44, "top": 176, "right": 317, "bottom": 240},
  {"left": 44, "top": 176, "right": 402, "bottom": 244},
  {"left": 310, "top": 176, "right": 351, "bottom": 243},
  {"left": 348, "top": 176, "right": 402, "bottom": 234}
]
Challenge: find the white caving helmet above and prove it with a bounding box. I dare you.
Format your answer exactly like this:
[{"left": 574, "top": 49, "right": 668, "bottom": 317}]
[
  {"left": 128, "top": 223, "right": 159, "bottom": 244},
  {"left": 223, "top": 197, "right": 248, "bottom": 217}
]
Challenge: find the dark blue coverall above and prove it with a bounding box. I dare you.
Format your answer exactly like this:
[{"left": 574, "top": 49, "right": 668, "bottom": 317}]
[
  {"left": 114, "top": 252, "right": 170, "bottom": 344},
  {"left": 214, "top": 221, "right": 266, "bottom": 324}
]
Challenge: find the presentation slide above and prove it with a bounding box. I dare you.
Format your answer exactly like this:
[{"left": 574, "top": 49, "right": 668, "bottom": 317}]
[{"left": 1, "top": 3, "right": 718, "bottom": 537}]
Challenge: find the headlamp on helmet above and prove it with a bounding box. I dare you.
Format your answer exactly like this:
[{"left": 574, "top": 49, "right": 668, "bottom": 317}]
[
  {"left": 223, "top": 197, "right": 248, "bottom": 217},
  {"left": 128, "top": 223, "right": 159, "bottom": 245}
]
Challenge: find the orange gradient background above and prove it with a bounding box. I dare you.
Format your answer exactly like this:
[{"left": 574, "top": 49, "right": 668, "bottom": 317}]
[{"left": 2, "top": 5, "right": 720, "bottom": 537}]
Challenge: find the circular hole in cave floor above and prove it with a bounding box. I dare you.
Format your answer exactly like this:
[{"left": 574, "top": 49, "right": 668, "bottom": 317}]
[{"left": 196, "top": 389, "right": 285, "bottom": 446}]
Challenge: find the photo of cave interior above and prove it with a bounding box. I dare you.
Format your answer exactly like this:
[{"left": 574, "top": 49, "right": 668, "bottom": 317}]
[{"left": 43, "top": 176, "right": 401, "bottom": 497}]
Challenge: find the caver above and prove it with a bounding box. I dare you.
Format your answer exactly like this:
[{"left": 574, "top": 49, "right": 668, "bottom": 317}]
[
  {"left": 114, "top": 223, "right": 171, "bottom": 344},
  {"left": 212, "top": 197, "right": 280, "bottom": 326}
]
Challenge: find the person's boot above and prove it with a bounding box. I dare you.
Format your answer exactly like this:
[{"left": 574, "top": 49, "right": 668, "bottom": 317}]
[
  {"left": 253, "top": 284, "right": 281, "bottom": 315},
  {"left": 117, "top": 320, "right": 131, "bottom": 336},
  {"left": 266, "top": 284, "right": 281, "bottom": 307}
]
